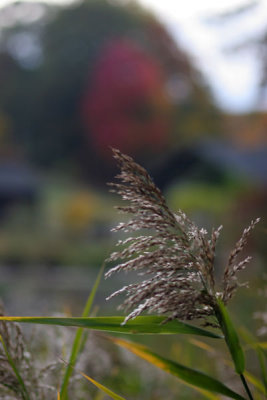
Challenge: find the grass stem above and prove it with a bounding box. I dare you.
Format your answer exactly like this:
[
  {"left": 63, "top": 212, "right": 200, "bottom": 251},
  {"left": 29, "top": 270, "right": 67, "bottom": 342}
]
[
  {"left": 240, "top": 374, "right": 254, "bottom": 400},
  {"left": 0, "top": 335, "right": 30, "bottom": 400},
  {"left": 60, "top": 262, "right": 105, "bottom": 399}
]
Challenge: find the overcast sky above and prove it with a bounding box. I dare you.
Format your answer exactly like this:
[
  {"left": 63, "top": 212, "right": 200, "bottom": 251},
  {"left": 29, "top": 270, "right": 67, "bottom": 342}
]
[
  {"left": 138, "top": 0, "right": 267, "bottom": 112},
  {"left": 0, "top": 0, "right": 266, "bottom": 112}
]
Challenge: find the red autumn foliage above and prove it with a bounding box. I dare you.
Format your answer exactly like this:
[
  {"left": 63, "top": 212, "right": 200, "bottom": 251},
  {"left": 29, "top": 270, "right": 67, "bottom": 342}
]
[{"left": 81, "top": 38, "right": 171, "bottom": 158}]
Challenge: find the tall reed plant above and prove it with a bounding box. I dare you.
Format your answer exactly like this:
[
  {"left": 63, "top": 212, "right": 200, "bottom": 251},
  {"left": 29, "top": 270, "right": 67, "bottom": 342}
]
[{"left": 0, "top": 149, "right": 266, "bottom": 400}]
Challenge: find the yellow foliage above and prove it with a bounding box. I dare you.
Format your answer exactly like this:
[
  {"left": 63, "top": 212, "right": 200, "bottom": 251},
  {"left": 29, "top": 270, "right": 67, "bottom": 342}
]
[{"left": 62, "top": 191, "right": 97, "bottom": 231}]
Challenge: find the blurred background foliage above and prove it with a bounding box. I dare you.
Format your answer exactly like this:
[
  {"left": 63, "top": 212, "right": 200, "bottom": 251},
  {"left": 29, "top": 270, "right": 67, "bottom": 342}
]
[
  {"left": 0, "top": 0, "right": 265, "bottom": 289},
  {"left": 0, "top": 0, "right": 220, "bottom": 171}
]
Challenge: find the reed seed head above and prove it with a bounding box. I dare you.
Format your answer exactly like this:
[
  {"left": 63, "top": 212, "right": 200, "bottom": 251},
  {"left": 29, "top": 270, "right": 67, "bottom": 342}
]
[{"left": 106, "top": 149, "right": 260, "bottom": 324}]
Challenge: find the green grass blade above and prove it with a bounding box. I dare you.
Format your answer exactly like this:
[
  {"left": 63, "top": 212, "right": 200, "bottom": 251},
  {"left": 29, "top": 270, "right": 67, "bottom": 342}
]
[
  {"left": 0, "top": 335, "right": 30, "bottom": 400},
  {"left": 244, "top": 370, "right": 266, "bottom": 394},
  {"left": 106, "top": 336, "right": 246, "bottom": 400},
  {"left": 215, "top": 299, "right": 245, "bottom": 374},
  {"left": 0, "top": 316, "right": 222, "bottom": 338},
  {"left": 239, "top": 327, "right": 267, "bottom": 394},
  {"left": 60, "top": 263, "right": 105, "bottom": 399},
  {"left": 190, "top": 336, "right": 265, "bottom": 395},
  {"left": 79, "top": 370, "right": 126, "bottom": 400}
]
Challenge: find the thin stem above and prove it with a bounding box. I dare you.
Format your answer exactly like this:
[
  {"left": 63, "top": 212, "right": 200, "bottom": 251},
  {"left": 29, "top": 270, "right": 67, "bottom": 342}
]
[
  {"left": 240, "top": 374, "right": 254, "bottom": 400},
  {"left": 214, "top": 301, "right": 254, "bottom": 400},
  {"left": 60, "top": 262, "right": 105, "bottom": 399},
  {"left": 0, "top": 335, "right": 30, "bottom": 400}
]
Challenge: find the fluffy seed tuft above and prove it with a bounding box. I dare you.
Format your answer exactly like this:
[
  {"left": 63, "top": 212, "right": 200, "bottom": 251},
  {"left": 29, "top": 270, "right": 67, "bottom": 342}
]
[{"left": 106, "top": 149, "right": 260, "bottom": 324}]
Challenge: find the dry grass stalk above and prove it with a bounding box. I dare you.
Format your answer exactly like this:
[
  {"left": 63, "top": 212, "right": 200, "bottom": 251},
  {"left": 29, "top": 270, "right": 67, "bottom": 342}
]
[
  {"left": 106, "top": 148, "right": 260, "bottom": 325},
  {"left": 0, "top": 304, "right": 36, "bottom": 398},
  {"left": 0, "top": 306, "right": 63, "bottom": 399}
]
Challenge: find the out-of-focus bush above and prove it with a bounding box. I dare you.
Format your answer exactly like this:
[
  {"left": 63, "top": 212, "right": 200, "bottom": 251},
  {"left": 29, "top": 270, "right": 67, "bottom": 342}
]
[{"left": 0, "top": 0, "right": 221, "bottom": 182}]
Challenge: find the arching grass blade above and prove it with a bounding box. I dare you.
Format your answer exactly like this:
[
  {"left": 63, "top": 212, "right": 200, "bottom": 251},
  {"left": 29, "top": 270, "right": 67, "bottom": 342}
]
[
  {"left": 215, "top": 299, "right": 245, "bottom": 374},
  {"left": 78, "top": 370, "right": 126, "bottom": 400},
  {"left": 0, "top": 316, "right": 222, "bottom": 338},
  {"left": 106, "top": 336, "right": 246, "bottom": 400}
]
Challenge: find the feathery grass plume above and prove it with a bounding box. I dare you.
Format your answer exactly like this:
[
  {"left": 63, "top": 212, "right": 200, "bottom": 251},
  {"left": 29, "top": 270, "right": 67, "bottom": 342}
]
[
  {"left": 0, "top": 306, "right": 64, "bottom": 399},
  {"left": 0, "top": 306, "right": 115, "bottom": 399},
  {"left": 106, "top": 148, "right": 259, "bottom": 325},
  {"left": 0, "top": 304, "right": 35, "bottom": 399},
  {"left": 223, "top": 218, "right": 260, "bottom": 304}
]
